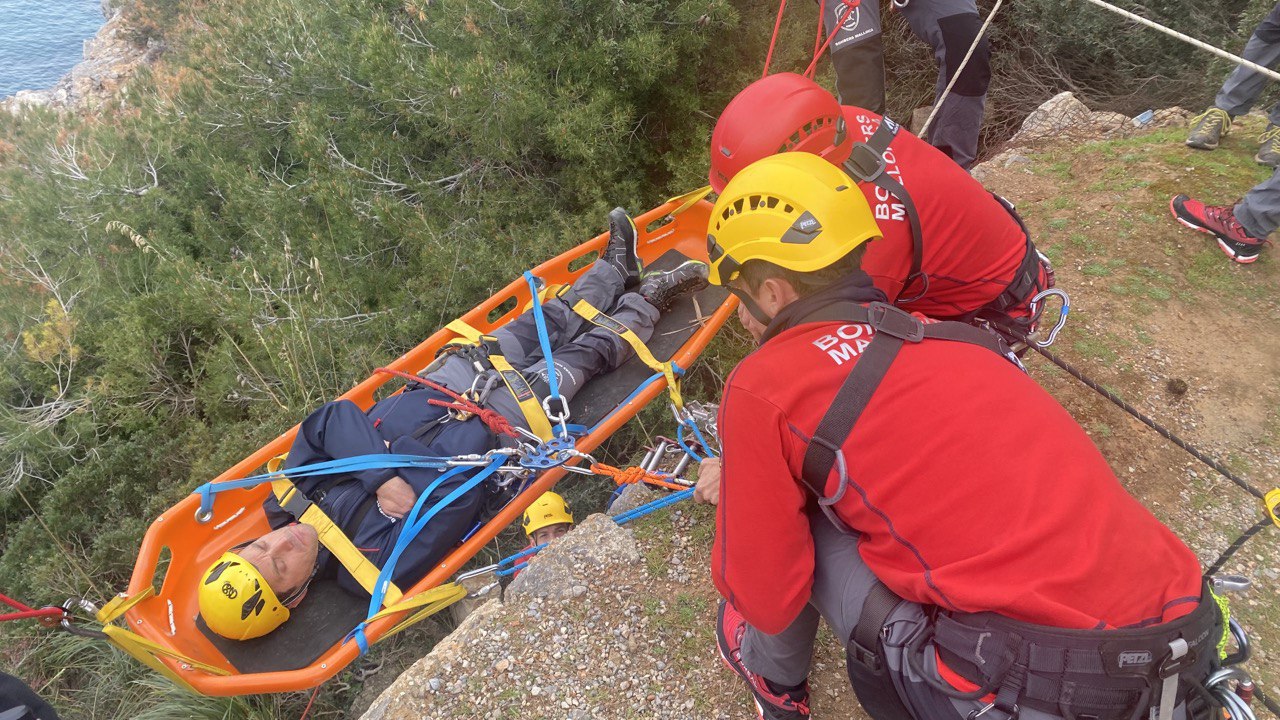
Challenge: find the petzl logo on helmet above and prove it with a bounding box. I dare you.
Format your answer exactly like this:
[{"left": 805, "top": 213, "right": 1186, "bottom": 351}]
[
  {"left": 1118, "top": 650, "right": 1153, "bottom": 668},
  {"left": 781, "top": 211, "right": 823, "bottom": 244}
]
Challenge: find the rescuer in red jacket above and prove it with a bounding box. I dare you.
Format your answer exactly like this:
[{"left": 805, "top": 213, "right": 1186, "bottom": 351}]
[
  {"left": 709, "top": 72, "right": 1058, "bottom": 343},
  {"left": 696, "top": 152, "right": 1218, "bottom": 720}
]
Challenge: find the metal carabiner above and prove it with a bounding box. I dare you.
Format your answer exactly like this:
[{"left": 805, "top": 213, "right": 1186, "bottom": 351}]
[
  {"left": 1028, "top": 288, "right": 1070, "bottom": 348},
  {"left": 60, "top": 597, "right": 107, "bottom": 639}
]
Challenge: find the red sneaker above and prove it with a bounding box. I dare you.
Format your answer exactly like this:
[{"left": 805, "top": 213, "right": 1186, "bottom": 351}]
[
  {"left": 1170, "top": 194, "right": 1267, "bottom": 264},
  {"left": 716, "top": 600, "right": 811, "bottom": 720}
]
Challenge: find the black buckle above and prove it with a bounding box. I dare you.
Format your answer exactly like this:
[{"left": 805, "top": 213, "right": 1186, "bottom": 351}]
[
  {"left": 867, "top": 302, "right": 924, "bottom": 342},
  {"left": 845, "top": 143, "right": 886, "bottom": 182},
  {"left": 850, "top": 637, "right": 882, "bottom": 672}
]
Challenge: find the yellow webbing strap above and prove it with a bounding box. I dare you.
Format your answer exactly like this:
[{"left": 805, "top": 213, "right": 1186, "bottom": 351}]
[
  {"left": 447, "top": 317, "right": 555, "bottom": 440},
  {"left": 446, "top": 318, "right": 484, "bottom": 343},
  {"left": 362, "top": 582, "right": 469, "bottom": 646},
  {"left": 271, "top": 480, "right": 404, "bottom": 606},
  {"left": 1266, "top": 488, "right": 1280, "bottom": 528},
  {"left": 487, "top": 351, "right": 556, "bottom": 440},
  {"left": 95, "top": 588, "right": 231, "bottom": 690},
  {"left": 566, "top": 295, "right": 684, "bottom": 410}
]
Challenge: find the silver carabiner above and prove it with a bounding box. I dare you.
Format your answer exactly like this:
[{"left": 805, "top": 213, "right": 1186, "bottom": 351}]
[
  {"left": 60, "top": 597, "right": 107, "bottom": 639},
  {"left": 1028, "top": 288, "right": 1070, "bottom": 348}
]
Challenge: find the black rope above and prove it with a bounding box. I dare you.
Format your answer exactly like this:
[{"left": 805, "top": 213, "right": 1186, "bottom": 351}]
[
  {"left": 1030, "top": 344, "right": 1267, "bottom": 501},
  {"left": 1206, "top": 517, "right": 1274, "bottom": 577},
  {"left": 1256, "top": 685, "right": 1280, "bottom": 720}
]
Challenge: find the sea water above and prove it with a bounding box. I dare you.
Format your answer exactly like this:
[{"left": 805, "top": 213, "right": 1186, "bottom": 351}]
[{"left": 0, "top": 0, "right": 106, "bottom": 98}]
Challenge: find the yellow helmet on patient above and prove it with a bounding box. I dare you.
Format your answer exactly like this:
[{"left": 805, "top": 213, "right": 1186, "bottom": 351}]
[{"left": 198, "top": 551, "right": 291, "bottom": 640}]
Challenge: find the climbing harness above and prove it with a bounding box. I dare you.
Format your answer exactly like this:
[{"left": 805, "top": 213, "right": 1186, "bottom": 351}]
[{"left": 785, "top": 301, "right": 1253, "bottom": 720}]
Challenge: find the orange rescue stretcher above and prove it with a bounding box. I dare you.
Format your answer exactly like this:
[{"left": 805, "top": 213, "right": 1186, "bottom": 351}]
[{"left": 96, "top": 192, "right": 732, "bottom": 696}]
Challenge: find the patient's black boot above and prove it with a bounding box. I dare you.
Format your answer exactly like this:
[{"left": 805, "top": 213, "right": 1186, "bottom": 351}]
[
  {"left": 639, "top": 260, "right": 708, "bottom": 313},
  {"left": 606, "top": 207, "right": 642, "bottom": 289}
]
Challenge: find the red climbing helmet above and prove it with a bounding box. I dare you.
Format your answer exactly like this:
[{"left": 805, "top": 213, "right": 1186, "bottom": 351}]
[{"left": 708, "top": 72, "right": 852, "bottom": 193}]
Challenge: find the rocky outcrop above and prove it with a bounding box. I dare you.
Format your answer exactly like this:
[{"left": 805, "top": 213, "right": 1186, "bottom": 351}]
[
  {"left": 359, "top": 514, "right": 652, "bottom": 720},
  {"left": 1007, "top": 92, "right": 1192, "bottom": 148},
  {"left": 2, "top": 4, "right": 161, "bottom": 115},
  {"left": 974, "top": 93, "right": 1192, "bottom": 181}
]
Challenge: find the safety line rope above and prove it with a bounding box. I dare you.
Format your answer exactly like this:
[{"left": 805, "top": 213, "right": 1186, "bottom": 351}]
[
  {"left": 918, "top": 0, "right": 1005, "bottom": 139},
  {"left": 1030, "top": 344, "right": 1267, "bottom": 502},
  {"left": 1074, "top": 0, "right": 1280, "bottom": 84}
]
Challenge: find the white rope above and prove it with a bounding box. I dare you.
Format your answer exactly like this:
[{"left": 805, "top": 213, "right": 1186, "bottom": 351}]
[
  {"left": 1075, "top": 0, "right": 1280, "bottom": 84},
  {"left": 919, "top": 0, "right": 1005, "bottom": 139}
]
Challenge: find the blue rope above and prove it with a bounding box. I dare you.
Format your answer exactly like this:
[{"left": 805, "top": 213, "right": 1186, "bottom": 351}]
[
  {"left": 613, "top": 488, "right": 695, "bottom": 525},
  {"left": 523, "top": 272, "right": 560, "bottom": 403},
  {"left": 349, "top": 454, "right": 507, "bottom": 653},
  {"left": 192, "top": 453, "right": 459, "bottom": 517}
]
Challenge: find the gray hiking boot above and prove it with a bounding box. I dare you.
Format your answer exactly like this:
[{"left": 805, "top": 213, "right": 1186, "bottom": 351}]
[
  {"left": 605, "top": 207, "right": 642, "bottom": 289},
  {"left": 1186, "top": 107, "right": 1231, "bottom": 150},
  {"left": 1257, "top": 124, "right": 1280, "bottom": 167},
  {"left": 639, "top": 260, "right": 709, "bottom": 312}
]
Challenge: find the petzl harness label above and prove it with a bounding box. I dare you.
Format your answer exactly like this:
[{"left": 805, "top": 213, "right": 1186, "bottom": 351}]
[
  {"left": 590, "top": 311, "right": 629, "bottom": 337},
  {"left": 499, "top": 369, "right": 536, "bottom": 403}
]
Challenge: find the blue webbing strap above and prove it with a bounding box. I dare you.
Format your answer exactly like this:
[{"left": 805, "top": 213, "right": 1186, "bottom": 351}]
[
  {"left": 523, "top": 272, "right": 561, "bottom": 405},
  {"left": 349, "top": 454, "right": 507, "bottom": 653},
  {"left": 192, "top": 453, "right": 458, "bottom": 517}
]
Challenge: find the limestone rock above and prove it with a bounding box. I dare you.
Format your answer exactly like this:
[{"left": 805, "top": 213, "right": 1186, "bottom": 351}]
[
  {"left": 507, "top": 514, "right": 640, "bottom": 601},
  {"left": 1150, "top": 107, "right": 1191, "bottom": 128},
  {"left": 1, "top": 6, "right": 157, "bottom": 115},
  {"left": 1010, "top": 91, "right": 1092, "bottom": 144},
  {"left": 605, "top": 482, "right": 657, "bottom": 517}
]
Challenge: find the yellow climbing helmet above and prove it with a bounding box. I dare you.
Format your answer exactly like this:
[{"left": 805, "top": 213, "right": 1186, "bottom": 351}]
[
  {"left": 705, "top": 152, "right": 881, "bottom": 286},
  {"left": 521, "top": 491, "right": 574, "bottom": 536},
  {"left": 198, "top": 551, "right": 290, "bottom": 640}
]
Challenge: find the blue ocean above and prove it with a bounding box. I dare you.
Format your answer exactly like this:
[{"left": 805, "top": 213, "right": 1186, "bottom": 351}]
[{"left": 0, "top": 0, "right": 106, "bottom": 98}]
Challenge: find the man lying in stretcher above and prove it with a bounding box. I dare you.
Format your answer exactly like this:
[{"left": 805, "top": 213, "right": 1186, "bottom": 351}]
[{"left": 197, "top": 209, "right": 709, "bottom": 640}]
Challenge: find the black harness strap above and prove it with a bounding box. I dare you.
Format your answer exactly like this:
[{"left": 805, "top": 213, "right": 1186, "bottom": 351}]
[
  {"left": 843, "top": 118, "right": 928, "bottom": 303},
  {"left": 799, "top": 302, "right": 1016, "bottom": 503}
]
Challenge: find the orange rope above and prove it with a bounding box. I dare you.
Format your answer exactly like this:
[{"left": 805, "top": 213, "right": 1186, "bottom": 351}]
[{"left": 590, "top": 463, "right": 688, "bottom": 492}]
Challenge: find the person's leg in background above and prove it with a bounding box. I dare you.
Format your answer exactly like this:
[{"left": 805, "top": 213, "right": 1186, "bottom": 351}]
[
  {"left": 900, "top": 0, "right": 990, "bottom": 169},
  {"left": 824, "top": 0, "right": 887, "bottom": 113},
  {"left": 1170, "top": 166, "right": 1280, "bottom": 263},
  {"left": 1189, "top": 3, "right": 1280, "bottom": 154}
]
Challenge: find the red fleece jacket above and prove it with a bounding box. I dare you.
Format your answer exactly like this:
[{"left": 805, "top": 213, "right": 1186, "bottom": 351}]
[
  {"left": 711, "top": 316, "right": 1202, "bottom": 635},
  {"left": 843, "top": 107, "right": 1038, "bottom": 319}
]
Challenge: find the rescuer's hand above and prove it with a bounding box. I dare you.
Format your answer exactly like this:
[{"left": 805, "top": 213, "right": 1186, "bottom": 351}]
[{"left": 694, "top": 457, "right": 721, "bottom": 505}]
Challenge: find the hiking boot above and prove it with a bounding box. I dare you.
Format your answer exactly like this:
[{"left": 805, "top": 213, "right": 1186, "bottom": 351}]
[
  {"left": 716, "top": 600, "right": 811, "bottom": 720},
  {"left": 1170, "top": 194, "right": 1267, "bottom": 264},
  {"left": 1257, "top": 123, "right": 1280, "bottom": 167},
  {"left": 1186, "top": 107, "right": 1231, "bottom": 150},
  {"left": 638, "top": 260, "right": 709, "bottom": 312},
  {"left": 605, "top": 207, "right": 642, "bottom": 288}
]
